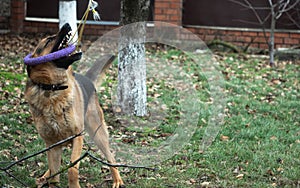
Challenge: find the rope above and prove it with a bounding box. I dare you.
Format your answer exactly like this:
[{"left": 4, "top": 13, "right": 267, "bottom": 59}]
[
  {"left": 72, "top": 0, "right": 101, "bottom": 50},
  {"left": 24, "top": 0, "right": 101, "bottom": 65}
]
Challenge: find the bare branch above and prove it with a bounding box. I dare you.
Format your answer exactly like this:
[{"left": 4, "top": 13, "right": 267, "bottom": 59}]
[
  {"left": 286, "top": 11, "right": 300, "bottom": 28},
  {"left": 230, "top": 0, "right": 271, "bottom": 44},
  {"left": 1, "top": 129, "right": 157, "bottom": 187},
  {"left": 43, "top": 150, "right": 157, "bottom": 185},
  {"left": 87, "top": 152, "right": 157, "bottom": 171},
  {"left": 0, "top": 131, "right": 83, "bottom": 171},
  {"left": 1, "top": 170, "right": 29, "bottom": 187},
  {"left": 268, "top": 0, "right": 274, "bottom": 7},
  {"left": 229, "top": 0, "right": 270, "bottom": 10},
  {"left": 239, "top": 0, "right": 265, "bottom": 25},
  {"left": 278, "top": 0, "right": 300, "bottom": 15},
  {"left": 231, "top": 19, "right": 264, "bottom": 26},
  {"left": 46, "top": 152, "right": 89, "bottom": 181},
  {"left": 276, "top": 0, "right": 289, "bottom": 19}
]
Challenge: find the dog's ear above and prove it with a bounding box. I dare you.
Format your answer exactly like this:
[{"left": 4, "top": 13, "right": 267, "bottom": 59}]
[{"left": 53, "top": 52, "right": 82, "bottom": 69}]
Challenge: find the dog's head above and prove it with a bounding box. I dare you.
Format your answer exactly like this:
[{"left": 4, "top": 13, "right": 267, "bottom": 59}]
[{"left": 27, "top": 23, "right": 82, "bottom": 84}]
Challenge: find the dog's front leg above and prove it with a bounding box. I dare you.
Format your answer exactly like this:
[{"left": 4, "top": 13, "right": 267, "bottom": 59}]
[
  {"left": 68, "top": 135, "right": 83, "bottom": 188},
  {"left": 46, "top": 146, "right": 62, "bottom": 187}
]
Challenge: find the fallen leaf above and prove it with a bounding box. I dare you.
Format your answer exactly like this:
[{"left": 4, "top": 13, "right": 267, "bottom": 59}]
[
  {"left": 236, "top": 174, "right": 244, "bottom": 179},
  {"left": 220, "top": 135, "right": 230, "bottom": 141},
  {"left": 189, "top": 178, "right": 196, "bottom": 184},
  {"left": 277, "top": 167, "right": 284, "bottom": 173},
  {"left": 200, "top": 181, "right": 210, "bottom": 187}
]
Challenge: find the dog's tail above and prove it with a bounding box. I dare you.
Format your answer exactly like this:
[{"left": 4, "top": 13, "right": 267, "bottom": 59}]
[{"left": 84, "top": 55, "right": 116, "bottom": 84}]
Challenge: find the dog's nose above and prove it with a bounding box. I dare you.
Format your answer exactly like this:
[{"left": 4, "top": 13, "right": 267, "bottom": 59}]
[{"left": 61, "top": 23, "right": 71, "bottom": 31}]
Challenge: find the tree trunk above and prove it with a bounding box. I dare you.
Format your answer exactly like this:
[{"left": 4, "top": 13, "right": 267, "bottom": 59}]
[
  {"left": 59, "top": 0, "right": 78, "bottom": 43},
  {"left": 269, "top": 4, "right": 276, "bottom": 67},
  {"left": 117, "top": 0, "right": 150, "bottom": 116}
]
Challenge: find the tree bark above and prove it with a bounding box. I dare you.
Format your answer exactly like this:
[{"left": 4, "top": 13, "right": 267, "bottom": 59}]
[
  {"left": 268, "top": 1, "right": 276, "bottom": 67},
  {"left": 269, "top": 10, "right": 275, "bottom": 66},
  {"left": 118, "top": 0, "right": 150, "bottom": 116},
  {"left": 59, "top": 0, "right": 78, "bottom": 43}
]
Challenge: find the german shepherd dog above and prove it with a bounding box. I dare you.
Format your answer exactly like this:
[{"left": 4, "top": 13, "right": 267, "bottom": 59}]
[{"left": 25, "top": 23, "right": 124, "bottom": 188}]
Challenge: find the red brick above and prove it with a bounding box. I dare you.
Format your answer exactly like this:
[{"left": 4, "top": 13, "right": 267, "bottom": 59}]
[
  {"left": 255, "top": 37, "right": 268, "bottom": 43},
  {"left": 12, "top": 1, "right": 24, "bottom": 8},
  {"left": 155, "top": 14, "right": 168, "bottom": 21},
  {"left": 259, "top": 43, "right": 269, "bottom": 49},
  {"left": 169, "top": 15, "right": 181, "bottom": 21},
  {"left": 12, "top": 14, "right": 24, "bottom": 20},
  {"left": 274, "top": 37, "right": 283, "bottom": 44},
  {"left": 233, "top": 42, "right": 244, "bottom": 47},
  {"left": 214, "top": 30, "right": 226, "bottom": 36},
  {"left": 226, "top": 30, "right": 242, "bottom": 36},
  {"left": 242, "top": 31, "right": 258, "bottom": 37},
  {"left": 86, "top": 29, "right": 97, "bottom": 35},
  {"left": 250, "top": 43, "right": 259, "bottom": 48},
  {"left": 164, "top": 9, "right": 178, "bottom": 15},
  {"left": 35, "top": 22, "right": 47, "bottom": 28},
  {"left": 275, "top": 44, "right": 289, "bottom": 48},
  {"left": 258, "top": 32, "right": 270, "bottom": 37},
  {"left": 186, "top": 27, "right": 197, "bottom": 34},
  {"left": 25, "top": 26, "right": 38, "bottom": 33},
  {"left": 274, "top": 32, "right": 289, "bottom": 38},
  {"left": 154, "top": 9, "right": 163, "bottom": 14},
  {"left": 236, "top": 36, "right": 252, "bottom": 43},
  {"left": 155, "top": 2, "right": 170, "bottom": 8},
  {"left": 204, "top": 35, "right": 215, "bottom": 41},
  {"left": 170, "top": 2, "right": 181, "bottom": 9},
  {"left": 284, "top": 38, "right": 299, "bottom": 44},
  {"left": 222, "top": 35, "right": 236, "bottom": 42},
  {"left": 290, "top": 33, "right": 300, "bottom": 39}
]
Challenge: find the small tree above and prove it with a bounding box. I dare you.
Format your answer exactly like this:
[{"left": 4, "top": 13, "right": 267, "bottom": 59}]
[
  {"left": 230, "top": 0, "right": 300, "bottom": 66},
  {"left": 117, "top": 0, "right": 150, "bottom": 116}
]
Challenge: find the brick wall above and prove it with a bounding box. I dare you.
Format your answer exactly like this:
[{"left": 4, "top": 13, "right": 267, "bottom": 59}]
[
  {"left": 154, "top": 0, "right": 182, "bottom": 25},
  {"left": 186, "top": 27, "right": 300, "bottom": 50},
  {"left": 0, "top": 0, "right": 11, "bottom": 30},
  {"left": 7, "top": 0, "right": 300, "bottom": 49},
  {"left": 10, "top": 0, "right": 25, "bottom": 33}
]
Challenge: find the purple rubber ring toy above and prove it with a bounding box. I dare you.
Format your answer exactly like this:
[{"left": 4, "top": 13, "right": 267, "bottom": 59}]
[{"left": 24, "top": 44, "right": 76, "bottom": 66}]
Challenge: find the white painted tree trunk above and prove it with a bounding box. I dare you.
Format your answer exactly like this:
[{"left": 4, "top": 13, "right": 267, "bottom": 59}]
[
  {"left": 117, "top": 23, "right": 147, "bottom": 116},
  {"left": 59, "top": 0, "right": 78, "bottom": 43},
  {"left": 117, "top": 0, "right": 150, "bottom": 116}
]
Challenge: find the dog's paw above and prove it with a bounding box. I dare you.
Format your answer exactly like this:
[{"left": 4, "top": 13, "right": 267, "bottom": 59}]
[
  {"left": 112, "top": 179, "right": 125, "bottom": 188},
  {"left": 36, "top": 177, "right": 47, "bottom": 188}
]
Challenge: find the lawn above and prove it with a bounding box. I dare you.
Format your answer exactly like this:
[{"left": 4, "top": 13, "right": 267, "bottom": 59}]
[{"left": 0, "top": 35, "right": 299, "bottom": 188}]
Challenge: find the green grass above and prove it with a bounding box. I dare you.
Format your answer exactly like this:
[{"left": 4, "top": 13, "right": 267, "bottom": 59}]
[{"left": 0, "top": 50, "right": 299, "bottom": 187}]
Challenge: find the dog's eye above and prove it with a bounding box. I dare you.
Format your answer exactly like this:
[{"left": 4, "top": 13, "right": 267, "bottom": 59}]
[{"left": 44, "top": 37, "right": 55, "bottom": 47}]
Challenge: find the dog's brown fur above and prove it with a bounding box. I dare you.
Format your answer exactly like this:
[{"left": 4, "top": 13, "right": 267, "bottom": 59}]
[{"left": 25, "top": 24, "right": 123, "bottom": 188}]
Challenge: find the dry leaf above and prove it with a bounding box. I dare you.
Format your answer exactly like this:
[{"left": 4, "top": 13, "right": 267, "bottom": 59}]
[
  {"left": 200, "top": 181, "right": 210, "bottom": 187},
  {"left": 189, "top": 178, "right": 196, "bottom": 184},
  {"left": 220, "top": 135, "right": 230, "bottom": 141},
  {"left": 236, "top": 174, "right": 244, "bottom": 179}
]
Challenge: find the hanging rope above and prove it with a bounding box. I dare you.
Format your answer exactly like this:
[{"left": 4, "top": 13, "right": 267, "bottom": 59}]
[
  {"left": 24, "top": 0, "right": 101, "bottom": 65},
  {"left": 72, "top": 0, "right": 101, "bottom": 50}
]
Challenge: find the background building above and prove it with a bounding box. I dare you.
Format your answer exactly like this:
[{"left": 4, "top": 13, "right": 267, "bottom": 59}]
[{"left": 1, "top": 0, "right": 300, "bottom": 49}]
